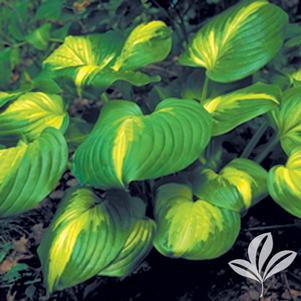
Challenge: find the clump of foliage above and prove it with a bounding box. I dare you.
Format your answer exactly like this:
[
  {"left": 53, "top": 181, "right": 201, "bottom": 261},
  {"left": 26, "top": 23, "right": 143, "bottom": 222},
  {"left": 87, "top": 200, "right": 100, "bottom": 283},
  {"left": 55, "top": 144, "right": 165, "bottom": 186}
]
[{"left": 2, "top": 0, "right": 301, "bottom": 297}]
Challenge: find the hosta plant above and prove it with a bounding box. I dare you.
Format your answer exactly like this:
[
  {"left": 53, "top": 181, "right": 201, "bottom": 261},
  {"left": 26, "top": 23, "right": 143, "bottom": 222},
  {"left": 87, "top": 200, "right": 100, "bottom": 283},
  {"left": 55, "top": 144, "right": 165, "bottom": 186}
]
[{"left": 2, "top": 0, "right": 301, "bottom": 295}]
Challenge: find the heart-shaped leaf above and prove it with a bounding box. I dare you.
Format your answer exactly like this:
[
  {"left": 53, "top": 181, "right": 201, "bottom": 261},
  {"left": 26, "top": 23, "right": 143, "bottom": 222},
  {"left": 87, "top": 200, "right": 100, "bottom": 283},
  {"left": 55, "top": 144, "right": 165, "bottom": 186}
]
[
  {"left": 219, "top": 159, "right": 268, "bottom": 208},
  {"left": 72, "top": 98, "right": 212, "bottom": 190},
  {"left": 204, "top": 83, "right": 280, "bottom": 136},
  {"left": 100, "top": 218, "right": 156, "bottom": 277},
  {"left": 0, "top": 92, "right": 69, "bottom": 143},
  {"left": 43, "top": 21, "right": 172, "bottom": 96},
  {"left": 192, "top": 158, "right": 268, "bottom": 211},
  {"left": 44, "top": 32, "right": 122, "bottom": 71},
  {"left": 112, "top": 21, "right": 173, "bottom": 71},
  {"left": 154, "top": 183, "right": 241, "bottom": 260},
  {"left": 179, "top": 0, "right": 288, "bottom": 82},
  {"left": 38, "top": 188, "right": 155, "bottom": 293},
  {"left": 270, "top": 88, "right": 301, "bottom": 155},
  {"left": 268, "top": 147, "right": 301, "bottom": 217},
  {"left": 0, "top": 128, "right": 68, "bottom": 217}
]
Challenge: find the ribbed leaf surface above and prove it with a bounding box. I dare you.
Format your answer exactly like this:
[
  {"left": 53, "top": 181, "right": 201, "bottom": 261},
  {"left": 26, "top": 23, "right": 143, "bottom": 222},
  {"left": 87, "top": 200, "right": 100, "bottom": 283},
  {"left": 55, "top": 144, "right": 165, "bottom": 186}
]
[
  {"left": 270, "top": 88, "right": 301, "bottom": 155},
  {"left": 154, "top": 159, "right": 267, "bottom": 260},
  {"left": 38, "top": 188, "right": 155, "bottom": 293},
  {"left": 192, "top": 159, "right": 268, "bottom": 211},
  {"left": 39, "top": 188, "right": 132, "bottom": 293},
  {"left": 204, "top": 83, "right": 280, "bottom": 136},
  {"left": 179, "top": 0, "right": 288, "bottom": 82},
  {"left": 44, "top": 33, "right": 122, "bottom": 70},
  {"left": 100, "top": 218, "right": 156, "bottom": 277},
  {"left": 0, "top": 91, "right": 22, "bottom": 107},
  {"left": 268, "top": 148, "right": 301, "bottom": 218},
  {"left": 154, "top": 183, "right": 240, "bottom": 260},
  {"left": 0, "top": 128, "right": 68, "bottom": 217},
  {"left": 112, "top": 21, "right": 172, "bottom": 71},
  {"left": 72, "top": 98, "right": 212, "bottom": 189},
  {"left": 43, "top": 21, "right": 172, "bottom": 95},
  {"left": 220, "top": 159, "right": 268, "bottom": 207},
  {"left": 0, "top": 92, "right": 68, "bottom": 142}
]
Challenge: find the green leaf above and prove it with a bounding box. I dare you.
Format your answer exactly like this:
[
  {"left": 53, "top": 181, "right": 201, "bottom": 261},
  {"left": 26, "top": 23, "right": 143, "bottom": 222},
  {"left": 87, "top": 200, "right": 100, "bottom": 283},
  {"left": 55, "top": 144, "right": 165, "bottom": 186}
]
[
  {"left": 7, "top": 0, "right": 28, "bottom": 41},
  {"left": 270, "top": 87, "right": 301, "bottom": 155},
  {"left": 72, "top": 98, "right": 212, "bottom": 190},
  {"left": 0, "top": 242, "right": 12, "bottom": 262},
  {"left": 268, "top": 147, "right": 301, "bottom": 218},
  {"left": 154, "top": 183, "right": 241, "bottom": 260},
  {"left": 31, "top": 71, "right": 62, "bottom": 94},
  {"left": 192, "top": 168, "right": 244, "bottom": 212},
  {"left": 34, "top": 0, "right": 63, "bottom": 21},
  {"left": 44, "top": 32, "right": 122, "bottom": 71},
  {"left": 38, "top": 188, "right": 131, "bottom": 293},
  {"left": 62, "top": 68, "right": 160, "bottom": 97},
  {"left": 179, "top": 0, "right": 288, "bottom": 82},
  {"left": 100, "top": 217, "right": 156, "bottom": 277},
  {"left": 51, "top": 24, "right": 70, "bottom": 41},
  {"left": 203, "top": 83, "right": 280, "bottom": 136},
  {"left": 0, "top": 91, "right": 23, "bottom": 108},
  {"left": 26, "top": 24, "right": 52, "bottom": 50},
  {"left": 38, "top": 188, "right": 155, "bottom": 293},
  {"left": 43, "top": 21, "right": 172, "bottom": 95},
  {"left": 65, "top": 117, "right": 93, "bottom": 148},
  {"left": 0, "top": 48, "right": 19, "bottom": 89},
  {"left": 2, "top": 263, "right": 29, "bottom": 284},
  {"left": 0, "top": 128, "right": 68, "bottom": 217},
  {"left": 112, "top": 20, "right": 172, "bottom": 71},
  {"left": 0, "top": 92, "right": 69, "bottom": 143},
  {"left": 193, "top": 158, "right": 268, "bottom": 211},
  {"left": 220, "top": 159, "right": 268, "bottom": 207}
]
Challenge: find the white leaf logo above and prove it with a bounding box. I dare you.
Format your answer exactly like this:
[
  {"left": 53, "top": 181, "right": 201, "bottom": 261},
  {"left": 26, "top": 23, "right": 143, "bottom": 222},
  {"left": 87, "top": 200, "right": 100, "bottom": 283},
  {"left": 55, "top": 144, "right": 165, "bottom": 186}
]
[{"left": 228, "top": 232, "right": 297, "bottom": 298}]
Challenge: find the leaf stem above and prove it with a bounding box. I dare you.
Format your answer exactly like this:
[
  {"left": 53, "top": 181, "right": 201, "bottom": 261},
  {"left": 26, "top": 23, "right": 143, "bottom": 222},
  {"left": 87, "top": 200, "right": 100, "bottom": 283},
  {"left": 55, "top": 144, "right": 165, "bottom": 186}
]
[
  {"left": 174, "top": 8, "right": 189, "bottom": 44},
  {"left": 14, "top": 41, "right": 27, "bottom": 48},
  {"left": 101, "top": 92, "right": 110, "bottom": 104},
  {"left": 254, "top": 133, "right": 279, "bottom": 164},
  {"left": 201, "top": 76, "right": 209, "bottom": 103},
  {"left": 260, "top": 281, "right": 264, "bottom": 298},
  {"left": 240, "top": 120, "right": 269, "bottom": 158},
  {"left": 245, "top": 222, "right": 301, "bottom": 232},
  {"left": 49, "top": 38, "right": 64, "bottom": 43}
]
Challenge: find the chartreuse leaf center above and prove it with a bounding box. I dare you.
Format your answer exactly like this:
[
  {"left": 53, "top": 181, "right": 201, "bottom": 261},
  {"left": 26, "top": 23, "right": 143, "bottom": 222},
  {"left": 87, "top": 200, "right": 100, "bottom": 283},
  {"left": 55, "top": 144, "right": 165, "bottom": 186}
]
[
  {"left": 0, "top": 142, "right": 28, "bottom": 185},
  {"left": 39, "top": 188, "right": 155, "bottom": 293},
  {"left": 179, "top": 0, "right": 288, "bottom": 82},
  {"left": 0, "top": 92, "right": 68, "bottom": 143},
  {"left": 43, "top": 21, "right": 172, "bottom": 96},
  {"left": 72, "top": 98, "right": 212, "bottom": 189}
]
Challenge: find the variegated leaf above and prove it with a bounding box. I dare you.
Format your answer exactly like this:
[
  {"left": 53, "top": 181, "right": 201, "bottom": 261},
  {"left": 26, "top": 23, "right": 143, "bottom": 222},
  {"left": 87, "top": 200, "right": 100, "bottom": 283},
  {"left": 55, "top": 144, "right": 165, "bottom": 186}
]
[
  {"left": 204, "top": 83, "right": 280, "bottom": 136},
  {"left": 0, "top": 128, "right": 68, "bottom": 217},
  {"left": 38, "top": 188, "right": 155, "bottom": 293},
  {"left": 268, "top": 147, "right": 301, "bottom": 217},
  {"left": 72, "top": 98, "right": 212, "bottom": 190},
  {"left": 0, "top": 92, "right": 68, "bottom": 143},
  {"left": 43, "top": 21, "right": 172, "bottom": 96},
  {"left": 179, "top": 0, "right": 288, "bottom": 82},
  {"left": 192, "top": 158, "right": 268, "bottom": 211},
  {"left": 154, "top": 183, "right": 240, "bottom": 260},
  {"left": 270, "top": 88, "right": 301, "bottom": 155}
]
